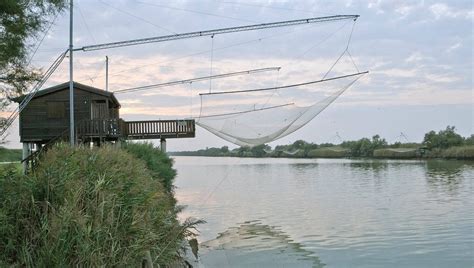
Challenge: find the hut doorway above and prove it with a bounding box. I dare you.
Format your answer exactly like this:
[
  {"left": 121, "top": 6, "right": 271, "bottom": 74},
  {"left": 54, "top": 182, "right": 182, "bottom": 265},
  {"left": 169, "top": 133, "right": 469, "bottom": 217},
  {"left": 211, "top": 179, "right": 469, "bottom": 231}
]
[{"left": 91, "top": 100, "right": 108, "bottom": 119}]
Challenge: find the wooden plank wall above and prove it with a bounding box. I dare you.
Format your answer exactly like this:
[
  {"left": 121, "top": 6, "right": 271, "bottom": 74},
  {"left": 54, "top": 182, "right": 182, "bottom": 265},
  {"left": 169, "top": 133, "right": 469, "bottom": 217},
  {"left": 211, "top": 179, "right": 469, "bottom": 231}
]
[{"left": 20, "top": 88, "right": 118, "bottom": 143}]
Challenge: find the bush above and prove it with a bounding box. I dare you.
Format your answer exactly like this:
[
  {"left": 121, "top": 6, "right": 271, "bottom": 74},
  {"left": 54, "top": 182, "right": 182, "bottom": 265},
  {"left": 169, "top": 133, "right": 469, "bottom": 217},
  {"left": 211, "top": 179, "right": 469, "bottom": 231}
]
[
  {"left": 124, "top": 142, "right": 176, "bottom": 192},
  {"left": 341, "top": 135, "right": 387, "bottom": 157},
  {"left": 0, "top": 144, "right": 196, "bottom": 266}
]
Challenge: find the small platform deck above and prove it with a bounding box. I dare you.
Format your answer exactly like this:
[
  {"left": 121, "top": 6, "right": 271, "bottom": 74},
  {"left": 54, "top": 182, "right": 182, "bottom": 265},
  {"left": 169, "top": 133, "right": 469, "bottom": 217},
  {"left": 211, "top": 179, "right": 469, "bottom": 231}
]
[
  {"left": 76, "top": 119, "right": 195, "bottom": 141},
  {"left": 125, "top": 120, "right": 195, "bottom": 140},
  {"left": 22, "top": 119, "right": 195, "bottom": 170}
]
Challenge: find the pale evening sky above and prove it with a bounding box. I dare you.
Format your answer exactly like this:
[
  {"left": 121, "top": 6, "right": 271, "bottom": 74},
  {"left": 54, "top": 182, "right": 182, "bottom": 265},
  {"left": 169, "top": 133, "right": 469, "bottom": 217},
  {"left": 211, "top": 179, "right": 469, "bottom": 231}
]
[{"left": 3, "top": 0, "right": 473, "bottom": 150}]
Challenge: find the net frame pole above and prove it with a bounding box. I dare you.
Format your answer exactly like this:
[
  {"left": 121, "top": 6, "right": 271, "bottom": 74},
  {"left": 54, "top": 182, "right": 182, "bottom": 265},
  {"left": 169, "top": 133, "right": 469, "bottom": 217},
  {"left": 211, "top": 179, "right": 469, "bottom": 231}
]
[
  {"left": 74, "top": 15, "right": 359, "bottom": 52},
  {"left": 114, "top": 67, "right": 281, "bottom": 94},
  {"left": 199, "top": 71, "right": 369, "bottom": 96}
]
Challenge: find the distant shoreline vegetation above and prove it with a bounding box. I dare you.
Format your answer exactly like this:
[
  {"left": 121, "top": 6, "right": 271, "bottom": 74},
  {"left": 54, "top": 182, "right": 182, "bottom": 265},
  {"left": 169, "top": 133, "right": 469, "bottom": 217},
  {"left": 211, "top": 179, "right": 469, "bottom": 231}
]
[{"left": 170, "top": 126, "right": 474, "bottom": 160}]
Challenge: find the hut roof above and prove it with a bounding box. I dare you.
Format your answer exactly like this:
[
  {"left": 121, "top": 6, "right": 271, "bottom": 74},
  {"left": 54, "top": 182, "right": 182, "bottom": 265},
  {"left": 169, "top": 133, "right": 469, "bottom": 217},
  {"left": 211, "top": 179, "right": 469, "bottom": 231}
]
[{"left": 11, "top": 81, "right": 120, "bottom": 108}]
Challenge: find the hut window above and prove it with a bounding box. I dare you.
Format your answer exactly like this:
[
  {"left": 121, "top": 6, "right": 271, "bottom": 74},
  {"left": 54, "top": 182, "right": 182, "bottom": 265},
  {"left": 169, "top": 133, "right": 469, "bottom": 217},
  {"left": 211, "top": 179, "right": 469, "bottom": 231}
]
[{"left": 47, "top": 102, "right": 66, "bottom": 119}]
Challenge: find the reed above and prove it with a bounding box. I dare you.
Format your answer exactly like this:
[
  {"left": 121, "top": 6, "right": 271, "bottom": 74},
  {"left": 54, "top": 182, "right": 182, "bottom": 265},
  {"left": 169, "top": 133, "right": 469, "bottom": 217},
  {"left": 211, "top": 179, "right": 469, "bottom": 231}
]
[
  {"left": 439, "top": 145, "right": 474, "bottom": 160},
  {"left": 0, "top": 143, "right": 199, "bottom": 266},
  {"left": 124, "top": 142, "right": 176, "bottom": 192}
]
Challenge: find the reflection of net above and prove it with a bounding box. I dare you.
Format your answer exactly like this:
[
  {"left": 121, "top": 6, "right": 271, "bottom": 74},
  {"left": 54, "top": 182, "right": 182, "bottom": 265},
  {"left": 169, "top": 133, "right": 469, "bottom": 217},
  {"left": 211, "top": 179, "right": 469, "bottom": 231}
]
[{"left": 197, "top": 73, "right": 364, "bottom": 147}]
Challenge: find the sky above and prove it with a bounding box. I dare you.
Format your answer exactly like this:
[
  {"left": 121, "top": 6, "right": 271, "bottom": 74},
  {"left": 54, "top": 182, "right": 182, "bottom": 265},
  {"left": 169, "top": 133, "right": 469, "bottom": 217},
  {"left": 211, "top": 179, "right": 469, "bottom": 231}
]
[{"left": 3, "top": 0, "right": 473, "bottom": 150}]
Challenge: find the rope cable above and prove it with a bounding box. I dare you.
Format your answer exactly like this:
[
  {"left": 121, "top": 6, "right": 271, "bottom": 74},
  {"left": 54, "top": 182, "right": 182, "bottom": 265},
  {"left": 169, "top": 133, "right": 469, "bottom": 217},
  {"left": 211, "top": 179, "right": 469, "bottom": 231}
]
[
  {"left": 209, "top": 35, "right": 215, "bottom": 93},
  {"left": 347, "top": 50, "right": 360, "bottom": 73},
  {"left": 77, "top": 3, "right": 97, "bottom": 43},
  {"left": 76, "top": 22, "right": 322, "bottom": 83},
  {"left": 135, "top": 1, "right": 259, "bottom": 23},
  {"left": 219, "top": 1, "right": 337, "bottom": 16},
  {"left": 0, "top": 50, "right": 68, "bottom": 137},
  {"left": 27, "top": 12, "right": 60, "bottom": 66},
  {"left": 98, "top": 0, "right": 177, "bottom": 34},
  {"left": 322, "top": 19, "right": 358, "bottom": 79},
  {"left": 262, "top": 68, "right": 280, "bottom": 108}
]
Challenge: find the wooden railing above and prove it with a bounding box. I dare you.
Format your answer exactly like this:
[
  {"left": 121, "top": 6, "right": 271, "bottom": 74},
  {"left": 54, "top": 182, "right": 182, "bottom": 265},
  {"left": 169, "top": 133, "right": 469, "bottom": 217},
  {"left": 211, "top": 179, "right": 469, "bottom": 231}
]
[
  {"left": 124, "top": 119, "right": 195, "bottom": 139},
  {"left": 21, "top": 119, "right": 195, "bottom": 172},
  {"left": 76, "top": 119, "right": 123, "bottom": 139},
  {"left": 77, "top": 119, "right": 195, "bottom": 140}
]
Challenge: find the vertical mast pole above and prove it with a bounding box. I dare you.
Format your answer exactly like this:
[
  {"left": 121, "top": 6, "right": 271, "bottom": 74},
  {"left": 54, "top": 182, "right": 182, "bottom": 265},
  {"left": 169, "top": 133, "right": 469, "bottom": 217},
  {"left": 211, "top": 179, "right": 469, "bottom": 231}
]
[
  {"left": 105, "top": 56, "right": 109, "bottom": 91},
  {"left": 69, "top": 0, "right": 75, "bottom": 145}
]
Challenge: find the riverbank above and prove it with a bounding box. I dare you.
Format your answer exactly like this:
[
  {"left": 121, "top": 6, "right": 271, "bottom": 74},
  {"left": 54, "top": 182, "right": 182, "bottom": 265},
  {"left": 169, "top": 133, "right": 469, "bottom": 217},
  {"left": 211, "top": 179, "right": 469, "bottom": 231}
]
[
  {"left": 171, "top": 145, "right": 474, "bottom": 160},
  {"left": 0, "top": 143, "right": 200, "bottom": 266},
  {"left": 172, "top": 126, "right": 474, "bottom": 160}
]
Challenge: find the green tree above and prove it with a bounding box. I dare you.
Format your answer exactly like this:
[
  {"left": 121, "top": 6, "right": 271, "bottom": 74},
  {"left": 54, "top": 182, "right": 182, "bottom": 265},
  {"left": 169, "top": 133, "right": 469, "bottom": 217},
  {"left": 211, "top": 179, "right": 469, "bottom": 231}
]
[
  {"left": 371, "top": 134, "right": 387, "bottom": 149},
  {"left": 465, "top": 134, "right": 474, "bottom": 146},
  {"left": 250, "top": 144, "right": 270, "bottom": 157},
  {"left": 423, "top": 126, "right": 464, "bottom": 149},
  {"left": 0, "top": 0, "right": 66, "bottom": 98},
  {"left": 220, "top": 146, "right": 229, "bottom": 154},
  {"left": 341, "top": 135, "right": 387, "bottom": 157}
]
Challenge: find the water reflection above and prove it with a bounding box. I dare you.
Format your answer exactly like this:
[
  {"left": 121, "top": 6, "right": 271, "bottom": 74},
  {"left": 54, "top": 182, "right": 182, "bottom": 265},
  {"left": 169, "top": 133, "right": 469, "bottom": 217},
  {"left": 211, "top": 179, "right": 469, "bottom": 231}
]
[
  {"left": 199, "top": 221, "right": 325, "bottom": 268},
  {"left": 348, "top": 160, "right": 389, "bottom": 173},
  {"left": 425, "top": 160, "right": 472, "bottom": 194},
  {"left": 174, "top": 157, "right": 474, "bottom": 267}
]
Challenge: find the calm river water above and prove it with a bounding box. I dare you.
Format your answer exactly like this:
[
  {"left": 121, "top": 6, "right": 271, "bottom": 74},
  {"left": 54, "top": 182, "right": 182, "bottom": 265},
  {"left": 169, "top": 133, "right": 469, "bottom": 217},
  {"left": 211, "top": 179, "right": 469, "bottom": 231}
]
[{"left": 173, "top": 156, "right": 474, "bottom": 267}]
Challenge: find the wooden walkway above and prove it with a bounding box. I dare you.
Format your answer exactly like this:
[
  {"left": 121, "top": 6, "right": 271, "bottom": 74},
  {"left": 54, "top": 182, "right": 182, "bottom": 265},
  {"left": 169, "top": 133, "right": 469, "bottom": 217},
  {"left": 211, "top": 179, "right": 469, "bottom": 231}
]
[{"left": 76, "top": 119, "right": 195, "bottom": 141}]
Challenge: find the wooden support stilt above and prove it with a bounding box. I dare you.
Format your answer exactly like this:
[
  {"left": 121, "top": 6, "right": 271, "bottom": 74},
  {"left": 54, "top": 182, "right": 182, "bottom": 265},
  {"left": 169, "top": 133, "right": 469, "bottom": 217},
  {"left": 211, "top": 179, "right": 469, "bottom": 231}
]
[
  {"left": 22, "top": 143, "right": 29, "bottom": 174},
  {"left": 160, "top": 138, "right": 166, "bottom": 153}
]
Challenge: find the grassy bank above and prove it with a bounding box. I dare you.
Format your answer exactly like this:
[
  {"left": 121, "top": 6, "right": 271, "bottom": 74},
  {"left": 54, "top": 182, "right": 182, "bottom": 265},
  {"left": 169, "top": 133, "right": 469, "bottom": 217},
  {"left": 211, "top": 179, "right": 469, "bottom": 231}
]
[
  {"left": 307, "top": 147, "right": 349, "bottom": 158},
  {"left": 0, "top": 143, "right": 200, "bottom": 266},
  {"left": 425, "top": 145, "right": 474, "bottom": 160},
  {"left": 373, "top": 148, "right": 419, "bottom": 159},
  {"left": 172, "top": 126, "right": 473, "bottom": 160},
  {"left": 0, "top": 147, "right": 22, "bottom": 162}
]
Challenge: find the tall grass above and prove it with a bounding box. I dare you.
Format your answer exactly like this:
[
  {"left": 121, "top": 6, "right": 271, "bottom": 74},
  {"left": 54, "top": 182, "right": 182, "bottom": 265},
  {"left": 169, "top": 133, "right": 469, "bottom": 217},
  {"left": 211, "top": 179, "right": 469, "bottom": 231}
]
[
  {"left": 438, "top": 145, "right": 474, "bottom": 160},
  {"left": 0, "top": 143, "right": 199, "bottom": 266},
  {"left": 123, "top": 142, "right": 176, "bottom": 192}
]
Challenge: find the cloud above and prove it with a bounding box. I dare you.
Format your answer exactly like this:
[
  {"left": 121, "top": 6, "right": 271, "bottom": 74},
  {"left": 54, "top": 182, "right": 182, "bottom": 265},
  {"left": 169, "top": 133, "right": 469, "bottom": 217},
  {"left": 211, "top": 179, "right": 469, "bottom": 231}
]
[
  {"left": 120, "top": 98, "right": 143, "bottom": 104},
  {"left": 405, "top": 52, "right": 424, "bottom": 63},
  {"left": 429, "top": 3, "right": 474, "bottom": 20},
  {"left": 446, "top": 42, "right": 462, "bottom": 53},
  {"left": 4, "top": 0, "right": 470, "bottom": 150}
]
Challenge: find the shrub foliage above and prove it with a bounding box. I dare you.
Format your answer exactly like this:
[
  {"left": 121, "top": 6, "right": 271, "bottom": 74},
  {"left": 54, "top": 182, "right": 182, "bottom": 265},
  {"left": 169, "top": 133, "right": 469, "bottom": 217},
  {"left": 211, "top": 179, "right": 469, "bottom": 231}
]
[{"left": 0, "top": 144, "right": 196, "bottom": 266}]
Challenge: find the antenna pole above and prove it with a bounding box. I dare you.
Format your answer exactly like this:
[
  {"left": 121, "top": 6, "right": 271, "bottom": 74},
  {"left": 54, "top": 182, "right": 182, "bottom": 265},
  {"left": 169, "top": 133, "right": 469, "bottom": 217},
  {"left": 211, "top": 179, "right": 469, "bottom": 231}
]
[
  {"left": 105, "top": 56, "right": 109, "bottom": 91},
  {"left": 69, "top": 0, "right": 75, "bottom": 146}
]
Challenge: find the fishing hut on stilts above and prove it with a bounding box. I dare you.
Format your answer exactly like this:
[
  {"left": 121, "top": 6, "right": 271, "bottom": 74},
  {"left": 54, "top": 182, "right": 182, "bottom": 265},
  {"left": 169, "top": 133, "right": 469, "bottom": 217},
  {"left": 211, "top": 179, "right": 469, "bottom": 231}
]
[{"left": 12, "top": 81, "right": 195, "bottom": 171}]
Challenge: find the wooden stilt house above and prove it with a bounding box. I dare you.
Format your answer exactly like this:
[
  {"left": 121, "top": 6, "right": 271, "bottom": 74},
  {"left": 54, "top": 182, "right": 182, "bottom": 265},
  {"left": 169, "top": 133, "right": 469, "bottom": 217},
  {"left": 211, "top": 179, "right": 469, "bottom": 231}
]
[{"left": 12, "top": 81, "right": 195, "bottom": 168}]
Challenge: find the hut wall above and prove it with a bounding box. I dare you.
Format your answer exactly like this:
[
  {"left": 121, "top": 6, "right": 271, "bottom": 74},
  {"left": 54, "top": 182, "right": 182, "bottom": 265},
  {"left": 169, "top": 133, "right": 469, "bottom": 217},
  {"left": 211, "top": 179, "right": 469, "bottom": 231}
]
[{"left": 19, "top": 88, "right": 118, "bottom": 143}]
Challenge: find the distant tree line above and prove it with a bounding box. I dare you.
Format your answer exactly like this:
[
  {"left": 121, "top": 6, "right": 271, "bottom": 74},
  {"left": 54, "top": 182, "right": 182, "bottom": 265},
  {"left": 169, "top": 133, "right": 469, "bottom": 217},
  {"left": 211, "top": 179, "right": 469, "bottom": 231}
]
[{"left": 170, "top": 126, "right": 474, "bottom": 159}]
